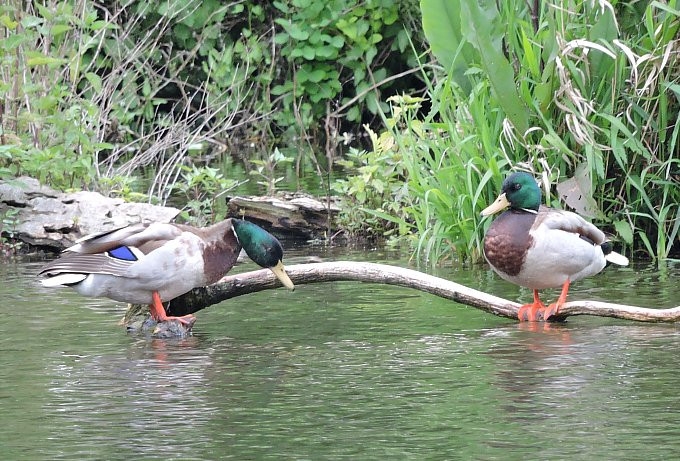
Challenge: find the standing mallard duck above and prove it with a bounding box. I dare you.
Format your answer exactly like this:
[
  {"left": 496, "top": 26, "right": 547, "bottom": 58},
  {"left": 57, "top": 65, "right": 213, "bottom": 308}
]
[
  {"left": 39, "top": 218, "right": 295, "bottom": 325},
  {"left": 481, "top": 172, "right": 628, "bottom": 321}
]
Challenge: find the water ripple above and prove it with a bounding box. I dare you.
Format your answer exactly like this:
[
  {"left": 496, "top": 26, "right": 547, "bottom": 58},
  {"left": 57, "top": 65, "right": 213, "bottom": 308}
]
[{"left": 1, "top": 254, "right": 679, "bottom": 459}]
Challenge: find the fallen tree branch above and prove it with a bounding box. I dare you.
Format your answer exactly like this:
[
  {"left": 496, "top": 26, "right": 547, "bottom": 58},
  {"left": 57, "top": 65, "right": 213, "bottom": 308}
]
[{"left": 124, "top": 262, "right": 680, "bottom": 326}]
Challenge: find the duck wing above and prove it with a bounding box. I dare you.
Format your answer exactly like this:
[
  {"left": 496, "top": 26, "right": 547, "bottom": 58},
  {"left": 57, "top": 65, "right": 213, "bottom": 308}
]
[
  {"left": 66, "top": 222, "right": 183, "bottom": 255},
  {"left": 39, "top": 252, "right": 138, "bottom": 277},
  {"left": 534, "top": 206, "right": 605, "bottom": 245},
  {"left": 39, "top": 223, "right": 185, "bottom": 278}
]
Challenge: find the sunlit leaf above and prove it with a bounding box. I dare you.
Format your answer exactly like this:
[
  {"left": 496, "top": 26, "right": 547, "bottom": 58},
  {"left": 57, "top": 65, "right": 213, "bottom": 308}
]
[
  {"left": 51, "top": 24, "right": 72, "bottom": 36},
  {"left": 26, "top": 54, "right": 65, "bottom": 67}
]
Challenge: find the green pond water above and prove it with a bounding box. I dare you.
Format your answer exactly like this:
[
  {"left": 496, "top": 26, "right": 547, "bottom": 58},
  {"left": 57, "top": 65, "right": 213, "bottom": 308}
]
[{"left": 1, "top": 244, "right": 679, "bottom": 460}]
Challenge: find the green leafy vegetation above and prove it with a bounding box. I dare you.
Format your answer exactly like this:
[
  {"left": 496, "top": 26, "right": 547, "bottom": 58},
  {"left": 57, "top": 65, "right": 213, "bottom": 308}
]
[
  {"left": 332, "top": 120, "right": 412, "bottom": 237},
  {"left": 172, "top": 165, "right": 242, "bottom": 226},
  {"left": 250, "top": 148, "right": 294, "bottom": 195},
  {"left": 336, "top": 0, "right": 679, "bottom": 263},
  {"left": 0, "top": 0, "right": 423, "bottom": 213}
]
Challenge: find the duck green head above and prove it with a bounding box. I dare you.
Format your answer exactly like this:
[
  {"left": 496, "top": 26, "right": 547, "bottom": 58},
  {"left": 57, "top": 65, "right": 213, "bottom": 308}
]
[
  {"left": 481, "top": 172, "right": 541, "bottom": 216},
  {"left": 232, "top": 219, "right": 295, "bottom": 290}
]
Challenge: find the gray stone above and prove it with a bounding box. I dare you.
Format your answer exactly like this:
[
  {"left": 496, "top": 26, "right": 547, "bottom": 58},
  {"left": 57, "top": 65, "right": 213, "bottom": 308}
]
[
  {"left": 4, "top": 176, "right": 60, "bottom": 199},
  {"left": 1, "top": 177, "right": 180, "bottom": 250},
  {"left": 0, "top": 183, "right": 29, "bottom": 206}
]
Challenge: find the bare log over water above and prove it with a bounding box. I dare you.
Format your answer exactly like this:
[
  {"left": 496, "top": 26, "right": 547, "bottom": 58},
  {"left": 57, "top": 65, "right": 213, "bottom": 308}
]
[{"left": 124, "top": 262, "right": 680, "bottom": 330}]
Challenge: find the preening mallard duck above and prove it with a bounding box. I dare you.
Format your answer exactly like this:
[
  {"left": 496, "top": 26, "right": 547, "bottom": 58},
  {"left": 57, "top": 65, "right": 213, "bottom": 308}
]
[
  {"left": 481, "top": 172, "right": 628, "bottom": 321},
  {"left": 39, "top": 218, "right": 294, "bottom": 325}
]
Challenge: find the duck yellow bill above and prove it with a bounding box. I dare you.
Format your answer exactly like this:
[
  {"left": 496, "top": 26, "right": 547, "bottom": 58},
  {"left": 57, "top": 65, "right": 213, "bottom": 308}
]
[
  {"left": 270, "top": 261, "right": 295, "bottom": 290},
  {"left": 481, "top": 193, "right": 510, "bottom": 217}
]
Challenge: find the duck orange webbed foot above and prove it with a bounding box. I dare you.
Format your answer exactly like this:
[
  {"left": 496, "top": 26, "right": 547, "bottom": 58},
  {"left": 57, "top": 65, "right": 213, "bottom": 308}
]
[
  {"left": 161, "top": 314, "right": 196, "bottom": 327},
  {"left": 540, "top": 279, "right": 571, "bottom": 322},
  {"left": 540, "top": 303, "right": 561, "bottom": 321},
  {"left": 149, "top": 291, "right": 197, "bottom": 327},
  {"left": 517, "top": 290, "right": 545, "bottom": 321},
  {"left": 161, "top": 314, "right": 196, "bottom": 328}
]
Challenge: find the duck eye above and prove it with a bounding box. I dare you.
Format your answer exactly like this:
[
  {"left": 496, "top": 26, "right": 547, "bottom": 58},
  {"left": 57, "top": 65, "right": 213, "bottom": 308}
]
[{"left": 514, "top": 183, "right": 522, "bottom": 191}]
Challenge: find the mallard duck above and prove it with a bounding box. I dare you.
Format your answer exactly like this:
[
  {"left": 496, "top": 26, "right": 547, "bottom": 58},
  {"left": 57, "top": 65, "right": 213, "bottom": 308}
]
[
  {"left": 481, "top": 172, "right": 628, "bottom": 321},
  {"left": 39, "top": 218, "right": 295, "bottom": 325}
]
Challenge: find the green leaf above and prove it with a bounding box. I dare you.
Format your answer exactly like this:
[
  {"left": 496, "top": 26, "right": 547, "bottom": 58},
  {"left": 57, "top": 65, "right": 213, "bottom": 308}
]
[
  {"left": 271, "top": 82, "right": 292, "bottom": 95},
  {"left": 1, "top": 15, "right": 18, "bottom": 29},
  {"left": 20, "top": 15, "right": 41, "bottom": 29},
  {"left": 275, "top": 19, "right": 309, "bottom": 40},
  {"left": 34, "top": 95, "right": 58, "bottom": 110},
  {"left": 174, "top": 23, "right": 191, "bottom": 42},
  {"left": 51, "top": 24, "right": 72, "bottom": 36},
  {"left": 420, "top": 0, "right": 475, "bottom": 93},
  {"left": 309, "top": 30, "right": 322, "bottom": 45},
  {"left": 520, "top": 28, "right": 540, "bottom": 80},
  {"left": 366, "top": 93, "right": 378, "bottom": 114},
  {"left": 289, "top": 24, "right": 309, "bottom": 40},
  {"left": 2, "top": 34, "right": 27, "bottom": 50},
  {"left": 346, "top": 106, "right": 361, "bottom": 121},
  {"left": 636, "top": 230, "right": 654, "bottom": 258},
  {"left": 353, "top": 67, "right": 366, "bottom": 84},
  {"left": 0, "top": 14, "right": 15, "bottom": 30},
  {"left": 396, "top": 29, "right": 408, "bottom": 52},
  {"left": 650, "top": 1, "right": 680, "bottom": 16},
  {"left": 85, "top": 72, "right": 102, "bottom": 93},
  {"left": 628, "top": 174, "right": 659, "bottom": 220},
  {"left": 460, "top": 0, "right": 529, "bottom": 134},
  {"left": 588, "top": 7, "right": 617, "bottom": 81},
  {"left": 26, "top": 53, "right": 64, "bottom": 67},
  {"left": 273, "top": 1, "right": 289, "bottom": 13},
  {"left": 90, "top": 20, "right": 117, "bottom": 31},
  {"left": 365, "top": 45, "right": 377, "bottom": 65},
  {"left": 274, "top": 32, "right": 289, "bottom": 45},
  {"left": 35, "top": 3, "right": 53, "bottom": 20},
  {"left": 337, "top": 19, "right": 357, "bottom": 41},
  {"left": 297, "top": 67, "right": 309, "bottom": 83},
  {"left": 302, "top": 46, "right": 315, "bottom": 60},
  {"left": 307, "top": 68, "right": 326, "bottom": 83},
  {"left": 599, "top": 114, "right": 651, "bottom": 159},
  {"left": 158, "top": 1, "right": 169, "bottom": 16},
  {"left": 330, "top": 35, "right": 344, "bottom": 49},
  {"left": 315, "top": 45, "right": 337, "bottom": 59}
]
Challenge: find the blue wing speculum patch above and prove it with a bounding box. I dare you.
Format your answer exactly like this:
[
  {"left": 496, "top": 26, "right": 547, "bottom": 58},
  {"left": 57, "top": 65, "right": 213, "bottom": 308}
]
[{"left": 107, "top": 246, "right": 138, "bottom": 261}]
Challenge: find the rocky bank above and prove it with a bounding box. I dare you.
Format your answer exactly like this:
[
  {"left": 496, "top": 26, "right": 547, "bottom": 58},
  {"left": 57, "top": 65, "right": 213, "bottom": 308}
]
[{"left": 0, "top": 177, "right": 339, "bottom": 251}]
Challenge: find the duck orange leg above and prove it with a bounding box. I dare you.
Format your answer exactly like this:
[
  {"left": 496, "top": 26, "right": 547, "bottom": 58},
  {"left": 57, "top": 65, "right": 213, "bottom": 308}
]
[
  {"left": 542, "top": 279, "right": 570, "bottom": 321},
  {"left": 517, "top": 289, "right": 546, "bottom": 321},
  {"left": 149, "top": 291, "right": 196, "bottom": 326}
]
